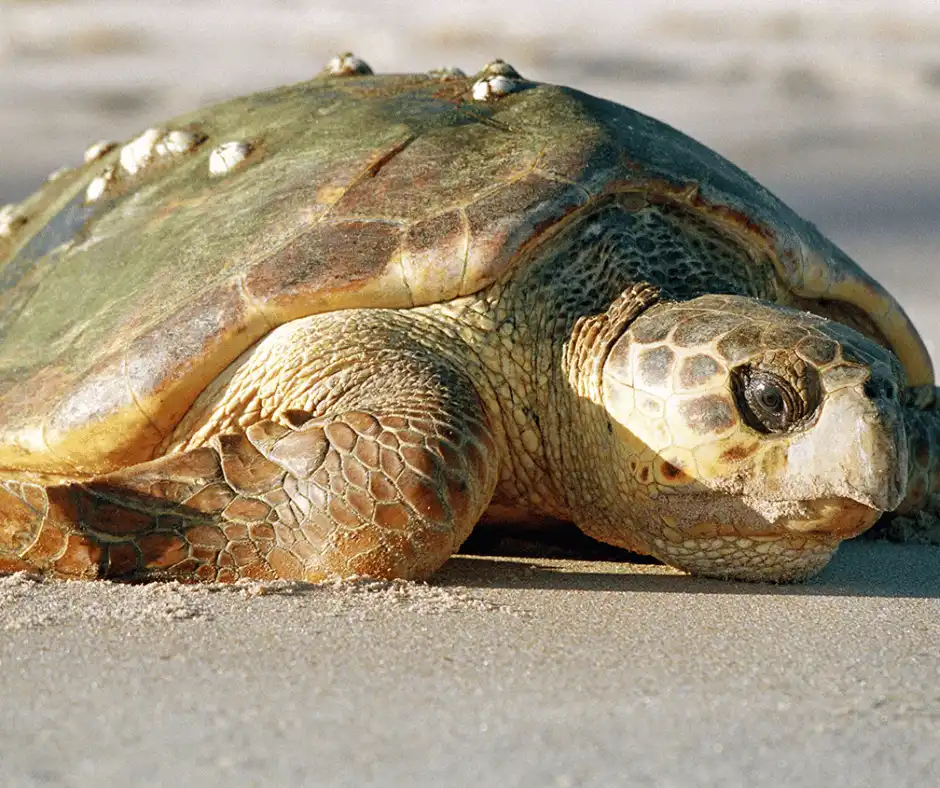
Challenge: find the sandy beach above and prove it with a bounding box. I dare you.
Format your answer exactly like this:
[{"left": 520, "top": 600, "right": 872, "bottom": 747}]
[{"left": 1, "top": 2, "right": 939, "bottom": 785}]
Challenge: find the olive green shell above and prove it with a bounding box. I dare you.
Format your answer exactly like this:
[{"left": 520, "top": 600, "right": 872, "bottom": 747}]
[{"left": 0, "top": 68, "right": 930, "bottom": 474}]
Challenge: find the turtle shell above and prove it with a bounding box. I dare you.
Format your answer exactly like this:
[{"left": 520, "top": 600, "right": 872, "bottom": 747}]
[{"left": 0, "top": 67, "right": 931, "bottom": 474}]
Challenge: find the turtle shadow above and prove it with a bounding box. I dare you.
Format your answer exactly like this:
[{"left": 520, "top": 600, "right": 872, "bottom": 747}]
[{"left": 438, "top": 536, "right": 940, "bottom": 600}]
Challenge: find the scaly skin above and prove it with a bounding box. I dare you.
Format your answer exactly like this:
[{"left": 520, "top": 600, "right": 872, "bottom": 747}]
[
  {"left": 1, "top": 204, "right": 933, "bottom": 582},
  {"left": 0, "top": 318, "right": 500, "bottom": 581}
]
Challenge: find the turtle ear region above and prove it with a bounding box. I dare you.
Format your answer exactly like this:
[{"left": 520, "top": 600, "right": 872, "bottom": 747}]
[{"left": 565, "top": 283, "right": 659, "bottom": 399}]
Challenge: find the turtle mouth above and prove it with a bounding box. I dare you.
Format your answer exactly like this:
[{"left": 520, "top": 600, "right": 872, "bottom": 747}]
[
  {"left": 739, "top": 495, "right": 880, "bottom": 541},
  {"left": 778, "top": 496, "right": 880, "bottom": 539},
  {"left": 658, "top": 494, "right": 880, "bottom": 543},
  {"left": 643, "top": 496, "right": 878, "bottom": 582}
]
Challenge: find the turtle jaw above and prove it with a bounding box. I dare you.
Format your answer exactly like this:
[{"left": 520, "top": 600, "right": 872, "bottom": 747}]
[
  {"left": 772, "top": 496, "right": 881, "bottom": 539},
  {"left": 636, "top": 495, "right": 880, "bottom": 582},
  {"left": 678, "top": 494, "right": 882, "bottom": 541},
  {"left": 648, "top": 534, "right": 843, "bottom": 583},
  {"left": 619, "top": 489, "right": 880, "bottom": 582}
]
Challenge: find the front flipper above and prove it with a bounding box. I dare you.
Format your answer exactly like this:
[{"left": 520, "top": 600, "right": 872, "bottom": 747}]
[{"left": 0, "top": 403, "right": 498, "bottom": 582}]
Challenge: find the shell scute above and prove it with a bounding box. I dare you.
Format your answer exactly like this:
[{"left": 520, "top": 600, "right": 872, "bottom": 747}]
[
  {"left": 243, "top": 218, "right": 409, "bottom": 320},
  {"left": 402, "top": 210, "right": 469, "bottom": 305},
  {"left": 462, "top": 173, "right": 588, "bottom": 296},
  {"left": 0, "top": 70, "right": 930, "bottom": 473}
]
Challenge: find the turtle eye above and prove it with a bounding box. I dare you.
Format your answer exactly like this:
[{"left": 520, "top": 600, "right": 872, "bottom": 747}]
[{"left": 734, "top": 368, "right": 805, "bottom": 434}]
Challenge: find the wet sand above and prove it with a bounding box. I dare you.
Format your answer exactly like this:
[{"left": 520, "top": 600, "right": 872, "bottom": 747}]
[{"left": 1, "top": 2, "right": 939, "bottom": 785}]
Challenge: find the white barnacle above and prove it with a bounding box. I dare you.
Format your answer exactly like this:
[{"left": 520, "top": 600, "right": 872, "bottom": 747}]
[
  {"left": 326, "top": 52, "right": 373, "bottom": 76},
  {"left": 471, "top": 74, "right": 525, "bottom": 102},
  {"left": 85, "top": 165, "right": 116, "bottom": 203},
  {"left": 428, "top": 66, "right": 466, "bottom": 80},
  {"left": 155, "top": 129, "right": 208, "bottom": 157},
  {"left": 0, "top": 204, "right": 27, "bottom": 237},
  {"left": 119, "top": 128, "right": 161, "bottom": 176},
  {"left": 480, "top": 59, "right": 522, "bottom": 80},
  {"left": 208, "top": 141, "right": 253, "bottom": 176},
  {"left": 83, "top": 140, "right": 118, "bottom": 163}
]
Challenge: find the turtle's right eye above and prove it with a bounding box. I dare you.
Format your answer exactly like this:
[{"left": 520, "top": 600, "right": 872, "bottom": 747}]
[{"left": 733, "top": 368, "right": 810, "bottom": 434}]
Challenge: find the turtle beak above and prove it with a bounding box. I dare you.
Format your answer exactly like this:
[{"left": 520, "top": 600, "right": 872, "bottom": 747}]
[{"left": 784, "top": 385, "right": 908, "bottom": 512}]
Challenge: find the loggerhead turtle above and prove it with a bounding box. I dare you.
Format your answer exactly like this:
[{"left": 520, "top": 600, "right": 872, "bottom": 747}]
[{"left": 0, "top": 56, "right": 937, "bottom": 584}]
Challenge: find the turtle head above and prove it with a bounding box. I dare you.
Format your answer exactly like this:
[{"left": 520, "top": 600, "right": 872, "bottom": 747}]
[{"left": 596, "top": 294, "right": 908, "bottom": 580}]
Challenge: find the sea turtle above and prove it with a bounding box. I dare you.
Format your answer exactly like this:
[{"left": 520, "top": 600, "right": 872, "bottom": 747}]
[{"left": 0, "top": 57, "right": 937, "bottom": 584}]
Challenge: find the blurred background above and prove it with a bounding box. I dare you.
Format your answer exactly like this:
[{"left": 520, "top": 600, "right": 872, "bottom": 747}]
[{"left": 2, "top": 0, "right": 939, "bottom": 359}]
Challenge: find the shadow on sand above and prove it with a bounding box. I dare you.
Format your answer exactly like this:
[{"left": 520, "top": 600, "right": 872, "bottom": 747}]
[{"left": 435, "top": 533, "right": 940, "bottom": 600}]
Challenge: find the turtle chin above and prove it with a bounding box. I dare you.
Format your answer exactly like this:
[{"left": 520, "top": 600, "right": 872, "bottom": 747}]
[
  {"left": 649, "top": 534, "right": 842, "bottom": 583},
  {"left": 640, "top": 494, "right": 881, "bottom": 582}
]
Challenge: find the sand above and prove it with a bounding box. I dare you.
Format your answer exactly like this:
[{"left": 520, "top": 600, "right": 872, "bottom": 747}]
[
  {"left": 1, "top": 2, "right": 939, "bottom": 785},
  {"left": 2, "top": 543, "right": 939, "bottom": 787}
]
